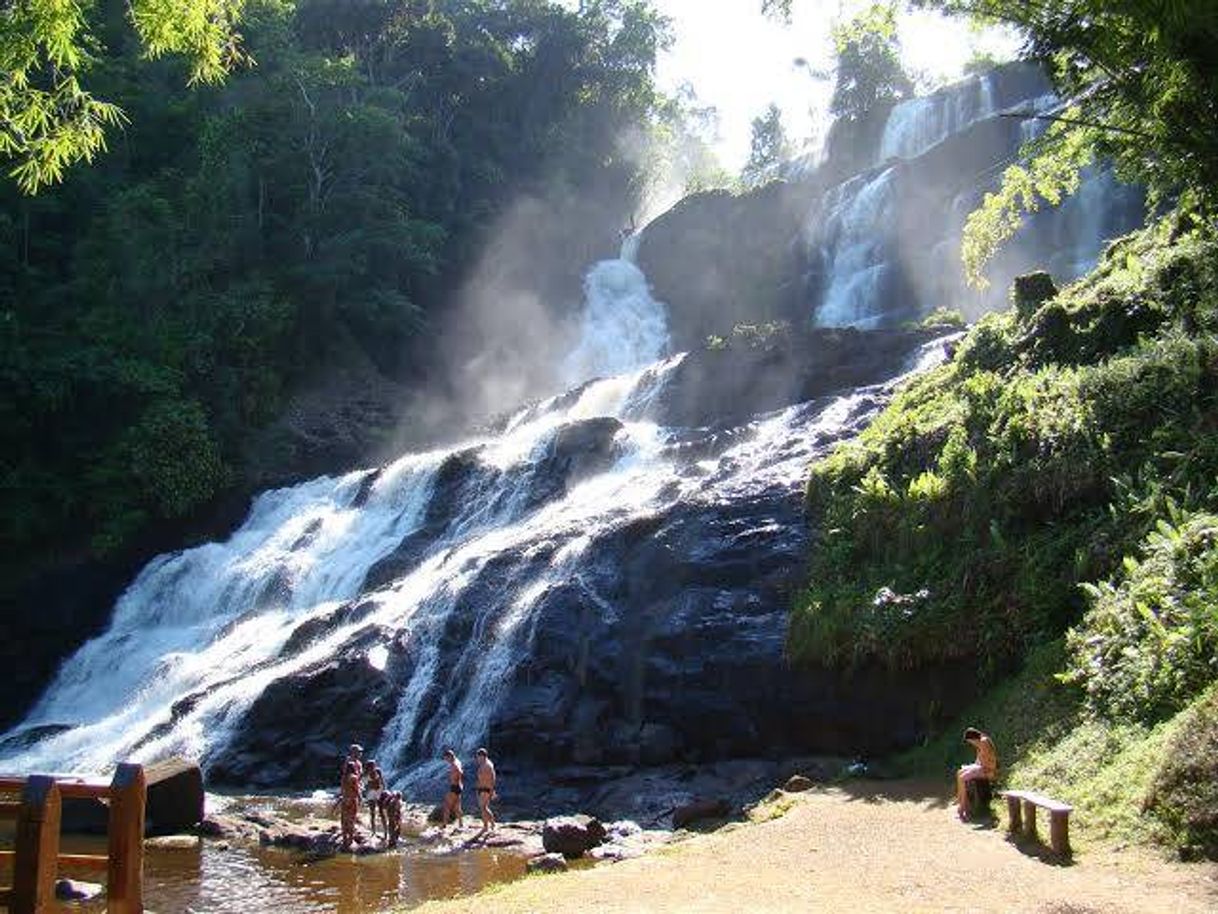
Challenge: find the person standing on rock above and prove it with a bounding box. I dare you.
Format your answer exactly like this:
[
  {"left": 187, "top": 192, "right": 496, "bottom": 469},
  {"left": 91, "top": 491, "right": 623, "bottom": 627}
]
[
  {"left": 344, "top": 743, "right": 364, "bottom": 782},
  {"left": 956, "top": 726, "right": 998, "bottom": 820},
  {"left": 441, "top": 748, "right": 464, "bottom": 827},
  {"left": 365, "top": 760, "right": 386, "bottom": 837},
  {"left": 340, "top": 760, "right": 361, "bottom": 850},
  {"left": 474, "top": 747, "right": 497, "bottom": 833}
]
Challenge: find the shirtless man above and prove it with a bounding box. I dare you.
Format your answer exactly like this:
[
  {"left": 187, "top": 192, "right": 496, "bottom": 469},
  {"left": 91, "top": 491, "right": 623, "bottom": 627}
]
[
  {"left": 339, "top": 760, "right": 361, "bottom": 850},
  {"left": 956, "top": 726, "right": 998, "bottom": 820},
  {"left": 365, "top": 760, "right": 385, "bottom": 837},
  {"left": 440, "top": 748, "right": 463, "bottom": 827},
  {"left": 474, "top": 748, "right": 497, "bottom": 833}
]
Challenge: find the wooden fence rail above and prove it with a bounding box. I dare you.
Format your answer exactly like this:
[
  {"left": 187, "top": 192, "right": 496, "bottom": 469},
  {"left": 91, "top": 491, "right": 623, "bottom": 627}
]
[{"left": 0, "top": 763, "right": 145, "bottom": 914}]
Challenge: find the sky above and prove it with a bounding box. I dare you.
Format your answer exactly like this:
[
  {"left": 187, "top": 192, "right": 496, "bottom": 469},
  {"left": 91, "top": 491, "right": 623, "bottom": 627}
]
[{"left": 585, "top": 1, "right": 1022, "bottom": 171}]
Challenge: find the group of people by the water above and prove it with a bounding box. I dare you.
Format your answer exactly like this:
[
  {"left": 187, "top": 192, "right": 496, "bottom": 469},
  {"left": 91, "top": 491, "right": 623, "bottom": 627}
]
[{"left": 338, "top": 743, "right": 496, "bottom": 851}]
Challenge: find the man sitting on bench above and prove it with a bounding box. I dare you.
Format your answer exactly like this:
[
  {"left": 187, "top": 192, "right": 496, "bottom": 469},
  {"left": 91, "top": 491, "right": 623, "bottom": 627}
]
[{"left": 956, "top": 726, "right": 998, "bottom": 820}]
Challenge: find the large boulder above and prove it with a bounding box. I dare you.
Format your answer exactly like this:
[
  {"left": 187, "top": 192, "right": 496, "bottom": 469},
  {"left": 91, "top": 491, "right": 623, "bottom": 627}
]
[
  {"left": 542, "top": 815, "right": 607, "bottom": 858},
  {"left": 145, "top": 757, "right": 205, "bottom": 835}
]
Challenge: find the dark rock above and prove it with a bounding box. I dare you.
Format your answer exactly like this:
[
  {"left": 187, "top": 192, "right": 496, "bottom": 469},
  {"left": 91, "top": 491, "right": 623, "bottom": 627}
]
[
  {"left": 542, "top": 815, "right": 607, "bottom": 858},
  {"left": 635, "top": 181, "right": 815, "bottom": 352},
  {"left": 672, "top": 798, "right": 732, "bottom": 829},
  {"left": 205, "top": 638, "right": 405, "bottom": 787},
  {"left": 648, "top": 326, "right": 937, "bottom": 428},
  {"left": 145, "top": 757, "right": 205, "bottom": 835},
  {"left": 526, "top": 852, "right": 569, "bottom": 873},
  {"left": 783, "top": 775, "right": 815, "bottom": 793},
  {"left": 61, "top": 796, "right": 110, "bottom": 835},
  {"left": 1014, "top": 271, "right": 1059, "bottom": 317}
]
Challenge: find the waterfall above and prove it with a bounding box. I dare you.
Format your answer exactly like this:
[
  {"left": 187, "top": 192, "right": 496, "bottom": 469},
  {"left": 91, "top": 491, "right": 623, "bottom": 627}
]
[
  {"left": 803, "top": 67, "right": 1144, "bottom": 330},
  {"left": 877, "top": 72, "right": 998, "bottom": 164},
  {"left": 560, "top": 232, "right": 670, "bottom": 386},
  {"left": 0, "top": 228, "right": 954, "bottom": 786},
  {"left": 811, "top": 168, "right": 898, "bottom": 329}
]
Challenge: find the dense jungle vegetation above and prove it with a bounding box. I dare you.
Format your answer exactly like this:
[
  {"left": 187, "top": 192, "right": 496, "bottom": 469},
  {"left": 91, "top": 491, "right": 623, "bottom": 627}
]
[
  {"left": 788, "top": 0, "right": 1218, "bottom": 857},
  {"left": 1, "top": 0, "right": 678, "bottom": 589}
]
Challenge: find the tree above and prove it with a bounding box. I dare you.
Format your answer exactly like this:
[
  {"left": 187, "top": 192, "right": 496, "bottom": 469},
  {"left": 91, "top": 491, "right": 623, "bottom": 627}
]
[
  {"left": 742, "top": 103, "right": 790, "bottom": 187},
  {"left": 1, "top": 0, "right": 247, "bottom": 192},
  {"left": 911, "top": 0, "right": 1218, "bottom": 283},
  {"left": 829, "top": 3, "right": 914, "bottom": 124}
]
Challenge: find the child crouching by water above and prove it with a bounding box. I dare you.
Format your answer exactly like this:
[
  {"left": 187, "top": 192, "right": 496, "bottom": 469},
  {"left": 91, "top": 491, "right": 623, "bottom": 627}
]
[{"left": 382, "top": 790, "right": 403, "bottom": 848}]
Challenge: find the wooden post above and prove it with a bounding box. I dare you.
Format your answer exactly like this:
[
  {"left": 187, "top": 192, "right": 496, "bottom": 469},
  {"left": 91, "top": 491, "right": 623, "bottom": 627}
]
[
  {"left": 106, "top": 763, "right": 146, "bottom": 914},
  {"left": 11, "top": 776, "right": 61, "bottom": 914},
  {"left": 1004, "top": 793, "right": 1022, "bottom": 833},
  {"left": 1049, "top": 810, "right": 1071, "bottom": 856},
  {"left": 1021, "top": 798, "right": 1038, "bottom": 840}
]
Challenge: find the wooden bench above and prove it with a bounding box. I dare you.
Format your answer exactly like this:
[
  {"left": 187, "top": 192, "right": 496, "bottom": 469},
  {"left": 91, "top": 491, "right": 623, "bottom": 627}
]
[{"left": 1000, "top": 789, "right": 1073, "bottom": 856}]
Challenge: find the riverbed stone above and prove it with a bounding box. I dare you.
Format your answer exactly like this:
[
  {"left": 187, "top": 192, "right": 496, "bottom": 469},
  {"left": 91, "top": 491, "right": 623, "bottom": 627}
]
[
  {"left": 542, "top": 815, "right": 607, "bottom": 858},
  {"left": 55, "top": 878, "right": 103, "bottom": 901}
]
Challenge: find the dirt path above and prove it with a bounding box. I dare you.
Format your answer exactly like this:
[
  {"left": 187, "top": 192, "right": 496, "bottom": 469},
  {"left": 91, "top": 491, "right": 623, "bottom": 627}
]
[{"left": 410, "top": 781, "right": 1218, "bottom": 914}]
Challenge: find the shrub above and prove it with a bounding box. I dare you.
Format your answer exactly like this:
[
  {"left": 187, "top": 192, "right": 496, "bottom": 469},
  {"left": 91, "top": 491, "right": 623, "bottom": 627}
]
[
  {"left": 1064, "top": 512, "right": 1218, "bottom": 722},
  {"left": 1144, "top": 686, "right": 1218, "bottom": 859}
]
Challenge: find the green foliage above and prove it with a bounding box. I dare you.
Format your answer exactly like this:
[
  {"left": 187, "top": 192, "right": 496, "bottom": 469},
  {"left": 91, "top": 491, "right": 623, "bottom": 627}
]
[
  {"left": 961, "top": 122, "right": 1094, "bottom": 288},
  {"left": 919, "top": 306, "right": 966, "bottom": 329},
  {"left": 792, "top": 216, "right": 1218, "bottom": 675},
  {"left": 829, "top": 3, "right": 914, "bottom": 124},
  {"left": 1064, "top": 512, "right": 1218, "bottom": 723},
  {"left": 1, "top": 0, "right": 674, "bottom": 581},
  {"left": 1144, "top": 685, "right": 1218, "bottom": 859},
  {"left": 1, "top": 0, "right": 246, "bottom": 192}
]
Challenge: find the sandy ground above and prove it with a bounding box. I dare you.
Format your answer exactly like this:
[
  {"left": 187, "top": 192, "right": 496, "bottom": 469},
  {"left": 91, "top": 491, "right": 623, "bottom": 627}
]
[{"left": 411, "top": 780, "right": 1218, "bottom": 914}]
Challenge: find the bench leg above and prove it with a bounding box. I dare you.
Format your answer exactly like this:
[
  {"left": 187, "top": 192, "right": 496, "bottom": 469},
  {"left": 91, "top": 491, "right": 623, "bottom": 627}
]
[
  {"left": 1021, "top": 799, "right": 1037, "bottom": 841},
  {"left": 1049, "top": 811, "right": 1071, "bottom": 856},
  {"left": 1005, "top": 795, "right": 1022, "bottom": 833}
]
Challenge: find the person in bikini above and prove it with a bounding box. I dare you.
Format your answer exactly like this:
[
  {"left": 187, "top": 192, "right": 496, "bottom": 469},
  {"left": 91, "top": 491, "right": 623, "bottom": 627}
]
[
  {"left": 364, "top": 760, "right": 386, "bottom": 837},
  {"left": 440, "top": 748, "right": 463, "bottom": 827},
  {"left": 956, "top": 726, "right": 998, "bottom": 820},
  {"left": 474, "top": 747, "right": 497, "bottom": 833}
]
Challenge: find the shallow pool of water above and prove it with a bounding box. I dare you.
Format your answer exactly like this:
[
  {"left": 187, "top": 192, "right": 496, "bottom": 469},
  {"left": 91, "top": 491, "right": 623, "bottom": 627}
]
[{"left": 1, "top": 793, "right": 528, "bottom": 914}]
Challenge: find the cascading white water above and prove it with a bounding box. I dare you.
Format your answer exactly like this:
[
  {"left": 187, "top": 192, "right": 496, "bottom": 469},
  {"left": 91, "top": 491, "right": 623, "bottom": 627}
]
[
  {"left": 811, "top": 167, "right": 897, "bottom": 329},
  {"left": 877, "top": 72, "right": 997, "bottom": 163},
  {"left": 561, "top": 233, "right": 669, "bottom": 386},
  {"left": 806, "top": 67, "right": 1143, "bottom": 330}
]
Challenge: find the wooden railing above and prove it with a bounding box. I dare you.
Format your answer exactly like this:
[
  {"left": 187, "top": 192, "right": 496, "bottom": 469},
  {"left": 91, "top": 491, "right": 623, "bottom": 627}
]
[{"left": 0, "top": 763, "right": 145, "bottom": 914}]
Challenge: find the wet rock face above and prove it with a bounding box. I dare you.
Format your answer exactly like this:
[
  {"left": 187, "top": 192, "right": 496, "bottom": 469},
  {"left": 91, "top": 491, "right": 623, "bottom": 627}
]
[
  {"left": 207, "top": 638, "right": 406, "bottom": 788},
  {"left": 651, "top": 326, "right": 936, "bottom": 428}
]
